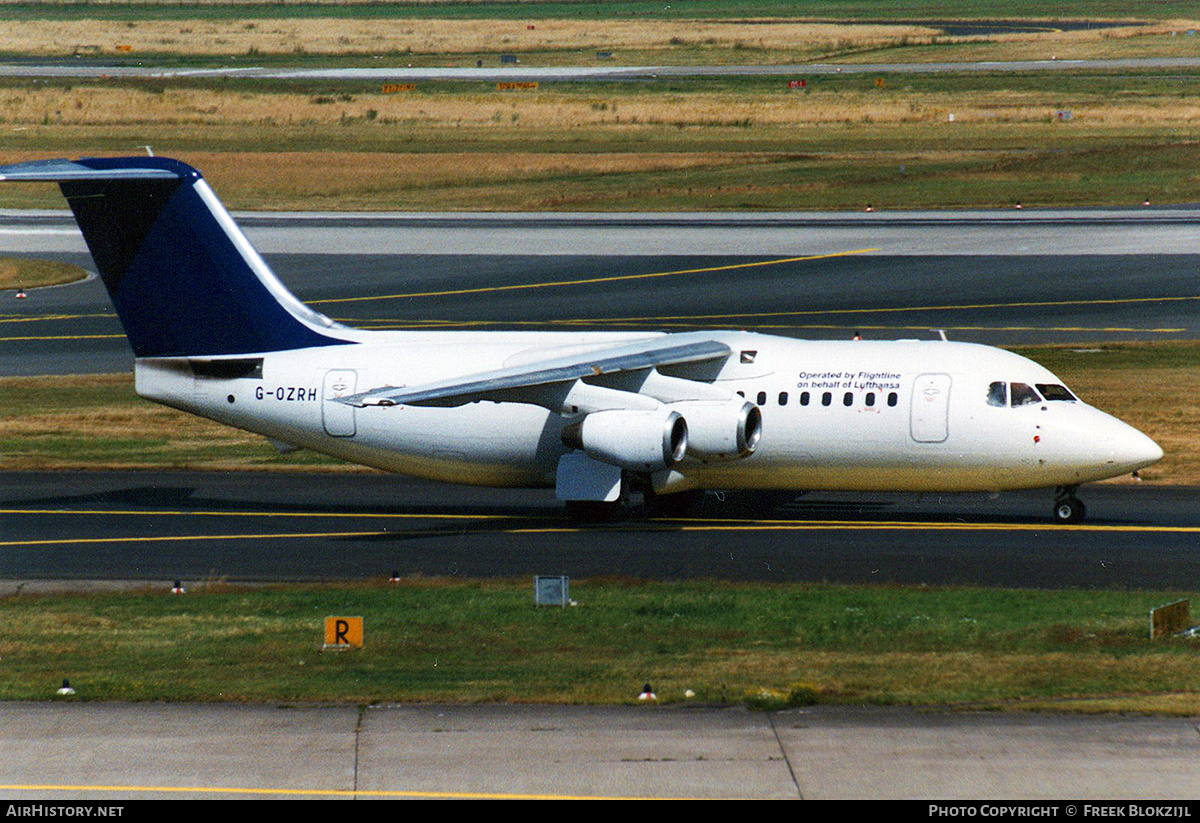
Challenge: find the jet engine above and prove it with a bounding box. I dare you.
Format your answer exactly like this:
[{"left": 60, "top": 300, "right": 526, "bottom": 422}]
[
  {"left": 668, "top": 400, "right": 761, "bottom": 461},
  {"left": 561, "top": 409, "right": 688, "bottom": 471}
]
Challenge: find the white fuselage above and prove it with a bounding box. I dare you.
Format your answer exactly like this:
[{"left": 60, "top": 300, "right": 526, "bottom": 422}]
[{"left": 133, "top": 329, "right": 1162, "bottom": 495}]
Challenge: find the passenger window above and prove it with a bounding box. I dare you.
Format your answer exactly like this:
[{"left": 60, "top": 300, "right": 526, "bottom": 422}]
[
  {"left": 1036, "top": 383, "right": 1076, "bottom": 402},
  {"left": 778, "top": 391, "right": 788, "bottom": 406},
  {"left": 800, "top": 391, "right": 810, "bottom": 406},
  {"left": 865, "top": 392, "right": 875, "bottom": 407},
  {"left": 1010, "top": 382, "right": 1042, "bottom": 407},
  {"left": 887, "top": 392, "right": 898, "bottom": 407},
  {"left": 843, "top": 392, "right": 853, "bottom": 407},
  {"left": 987, "top": 381, "right": 1007, "bottom": 407},
  {"left": 822, "top": 392, "right": 832, "bottom": 407},
  {"left": 756, "top": 391, "right": 766, "bottom": 406}
]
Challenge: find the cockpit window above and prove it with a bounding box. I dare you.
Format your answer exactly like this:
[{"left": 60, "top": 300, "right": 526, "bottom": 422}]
[
  {"left": 1010, "top": 382, "right": 1042, "bottom": 407},
  {"left": 987, "top": 381, "right": 1007, "bottom": 407},
  {"left": 1036, "top": 383, "right": 1076, "bottom": 402}
]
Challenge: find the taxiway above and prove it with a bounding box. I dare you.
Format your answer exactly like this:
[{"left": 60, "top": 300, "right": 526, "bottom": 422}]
[{"left": 0, "top": 471, "right": 1192, "bottom": 587}]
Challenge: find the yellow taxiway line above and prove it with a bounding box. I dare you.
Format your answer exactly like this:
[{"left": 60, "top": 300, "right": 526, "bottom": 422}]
[
  {"left": 0, "top": 509, "right": 1196, "bottom": 549},
  {"left": 308, "top": 250, "right": 879, "bottom": 304},
  {"left": 0, "top": 782, "right": 651, "bottom": 800}
]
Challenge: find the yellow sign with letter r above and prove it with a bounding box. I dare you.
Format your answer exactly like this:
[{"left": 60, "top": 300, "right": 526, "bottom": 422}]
[{"left": 324, "top": 616, "right": 363, "bottom": 649}]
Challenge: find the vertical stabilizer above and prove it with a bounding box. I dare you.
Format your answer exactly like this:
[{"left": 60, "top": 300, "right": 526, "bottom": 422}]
[{"left": 0, "top": 156, "right": 348, "bottom": 357}]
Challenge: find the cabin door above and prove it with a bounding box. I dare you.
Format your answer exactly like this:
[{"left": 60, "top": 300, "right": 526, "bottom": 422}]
[
  {"left": 910, "top": 373, "right": 951, "bottom": 443},
  {"left": 322, "top": 369, "right": 358, "bottom": 437}
]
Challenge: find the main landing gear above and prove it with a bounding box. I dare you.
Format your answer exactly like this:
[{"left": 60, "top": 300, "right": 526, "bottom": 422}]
[
  {"left": 1053, "top": 485, "right": 1086, "bottom": 524},
  {"left": 564, "top": 477, "right": 705, "bottom": 522}
]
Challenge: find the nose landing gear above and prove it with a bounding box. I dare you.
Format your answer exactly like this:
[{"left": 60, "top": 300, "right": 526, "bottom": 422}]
[{"left": 1053, "top": 486, "right": 1086, "bottom": 524}]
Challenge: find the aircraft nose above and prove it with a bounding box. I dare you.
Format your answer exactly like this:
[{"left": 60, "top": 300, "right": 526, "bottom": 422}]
[
  {"left": 1130, "top": 429, "right": 1163, "bottom": 468},
  {"left": 1050, "top": 408, "right": 1163, "bottom": 483},
  {"left": 1104, "top": 421, "right": 1162, "bottom": 473}
]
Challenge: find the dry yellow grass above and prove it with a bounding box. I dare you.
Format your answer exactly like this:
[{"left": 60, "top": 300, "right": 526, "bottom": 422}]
[
  {"left": 0, "top": 147, "right": 782, "bottom": 211},
  {"left": 0, "top": 257, "right": 87, "bottom": 288},
  {"left": 0, "top": 18, "right": 940, "bottom": 57},
  {"left": 0, "top": 144, "right": 829, "bottom": 211},
  {"left": 1063, "top": 366, "right": 1200, "bottom": 486},
  {"left": 192, "top": 150, "right": 768, "bottom": 210},
  {"left": 842, "top": 20, "right": 1200, "bottom": 64},
  {"left": 7, "top": 83, "right": 1200, "bottom": 134},
  {"left": 2, "top": 16, "right": 1195, "bottom": 63},
  {"left": 0, "top": 373, "right": 341, "bottom": 472}
]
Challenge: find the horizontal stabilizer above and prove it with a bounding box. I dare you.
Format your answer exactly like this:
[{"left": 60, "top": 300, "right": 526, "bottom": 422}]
[{"left": 0, "top": 159, "right": 181, "bottom": 182}]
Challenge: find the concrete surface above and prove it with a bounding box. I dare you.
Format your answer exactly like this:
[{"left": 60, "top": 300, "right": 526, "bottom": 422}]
[{"left": 1, "top": 703, "right": 1198, "bottom": 800}]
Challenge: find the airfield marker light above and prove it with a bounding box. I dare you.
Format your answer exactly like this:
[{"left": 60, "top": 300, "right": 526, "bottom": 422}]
[
  {"left": 56, "top": 679, "right": 75, "bottom": 696},
  {"left": 171, "top": 580, "right": 185, "bottom": 594},
  {"left": 639, "top": 683, "right": 657, "bottom": 701},
  {"left": 14, "top": 289, "right": 25, "bottom": 299},
  {"left": 390, "top": 570, "right": 401, "bottom": 583}
]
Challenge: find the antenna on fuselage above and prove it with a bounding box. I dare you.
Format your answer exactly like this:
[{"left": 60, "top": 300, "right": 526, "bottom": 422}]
[{"left": 933, "top": 329, "right": 949, "bottom": 341}]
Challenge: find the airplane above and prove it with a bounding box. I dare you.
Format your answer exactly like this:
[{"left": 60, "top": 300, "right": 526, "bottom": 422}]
[{"left": 0, "top": 156, "right": 1163, "bottom": 524}]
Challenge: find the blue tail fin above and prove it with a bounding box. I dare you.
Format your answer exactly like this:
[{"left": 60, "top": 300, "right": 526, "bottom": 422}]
[{"left": 0, "top": 156, "right": 348, "bottom": 357}]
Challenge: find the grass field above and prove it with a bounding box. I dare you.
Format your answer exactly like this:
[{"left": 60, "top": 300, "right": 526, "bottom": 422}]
[
  {"left": 0, "top": 257, "right": 87, "bottom": 289},
  {"left": 0, "top": 17, "right": 945, "bottom": 62},
  {"left": 0, "top": 373, "right": 345, "bottom": 472},
  {"left": 3, "top": 579, "right": 1199, "bottom": 710},
  {"left": 3, "top": 73, "right": 1200, "bottom": 211},
  {"left": 0, "top": 11, "right": 1194, "bottom": 65},
  {"left": 0, "top": 1, "right": 1195, "bottom": 23},
  {"left": 0, "top": 6, "right": 1197, "bottom": 211}
]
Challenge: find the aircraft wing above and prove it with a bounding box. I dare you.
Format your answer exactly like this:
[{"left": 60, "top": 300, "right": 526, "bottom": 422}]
[{"left": 339, "top": 333, "right": 732, "bottom": 408}]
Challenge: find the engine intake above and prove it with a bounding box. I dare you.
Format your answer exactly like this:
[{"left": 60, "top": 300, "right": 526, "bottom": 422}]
[
  {"left": 668, "top": 400, "right": 761, "bottom": 461},
  {"left": 562, "top": 409, "right": 687, "bottom": 471}
]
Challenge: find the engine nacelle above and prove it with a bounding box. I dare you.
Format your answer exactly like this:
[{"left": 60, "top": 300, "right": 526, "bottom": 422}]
[
  {"left": 562, "top": 409, "right": 688, "bottom": 471},
  {"left": 669, "top": 400, "right": 761, "bottom": 461}
]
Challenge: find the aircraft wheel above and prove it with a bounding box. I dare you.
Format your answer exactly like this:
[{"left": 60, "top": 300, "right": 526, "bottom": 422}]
[{"left": 1053, "top": 497, "right": 1086, "bottom": 525}]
